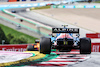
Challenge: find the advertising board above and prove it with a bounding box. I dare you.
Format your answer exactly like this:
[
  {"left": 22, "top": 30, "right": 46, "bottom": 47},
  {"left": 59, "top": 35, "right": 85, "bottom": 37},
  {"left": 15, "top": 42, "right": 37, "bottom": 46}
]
[
  {"left": 57, "top": 5, "right": 64, "bottom": 8},
  {"left": 0, "top": 44, "right": 28, "bottom": 52},
  {"left": 9, "top": 0, "right": 17, "bottom": 2},
  {"left": 65, "top": 5, "right": 75, "bottom": 8},
  {"left": 86, "top": 33, "right": 100, "bottom": 38},
  {"left": 75, "top": 5, "right": 84, "bottom": 8},
  {"left": 95, "top": 5, "right": 100, "bottom": 8},
  {"left": 92, "top": 43, "right": 100, "bottom": 52},
  {"left": 86, "top": 33, "right": 100, "bottom": 52},
  {"left": 85, "top": 5, "right": 95, "bottom": 8},
  {"left": 0, "top": 0, "right": 8, "bottom": 2}
]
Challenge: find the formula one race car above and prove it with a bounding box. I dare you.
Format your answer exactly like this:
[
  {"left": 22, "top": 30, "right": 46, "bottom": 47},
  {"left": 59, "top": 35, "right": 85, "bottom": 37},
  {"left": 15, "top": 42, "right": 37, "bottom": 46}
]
[{"left": 27, "top": 25, "right": 91, "bottom": 54}]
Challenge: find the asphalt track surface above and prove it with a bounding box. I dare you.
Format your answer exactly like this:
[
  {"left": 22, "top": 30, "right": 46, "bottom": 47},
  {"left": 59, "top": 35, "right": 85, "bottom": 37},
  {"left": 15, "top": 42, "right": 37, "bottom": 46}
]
[
  {"left": 0, "top": 51, "right": 46, "bottom": 67},
  {"left": 28, "top": 50, "right": 91, "bottom": 67},
  {"left": 0, "top": 50, "right": 100, "bottom": 67},
  {"left": 2, "top": 50, "right": 90, "bottom": 67},
  {"left": 1, "top": 7, "right": 100, "bottom": 67},
  {"left": 13, "top": 10, "right": 93, "bottom": 37},
  {"left": 0, "top": 18, "right": 41, "bottom": 38},
  {"left": 0, "top": 11, "right": 43, "bottom": 38},
  {"left": 6, "top": 50, "right": 100, "bottom": 67},
  {"left": 0, "top": 51, "right": 33, "bottom": 63},
  {"left": 4, "top": 9, "right": 100, "bottom": 67}
]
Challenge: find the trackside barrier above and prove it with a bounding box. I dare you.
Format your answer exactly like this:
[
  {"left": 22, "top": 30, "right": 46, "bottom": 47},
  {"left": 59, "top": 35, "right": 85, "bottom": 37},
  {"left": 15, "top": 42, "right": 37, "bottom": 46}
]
[
  {"left": 1, "top": 33, "right": 100, "bottom": 52},
  {"left": 0, "top": 1, "right": 63, "bottom": 10},
  {"left": 2, "top": 9, "right": 52, "bottom": 31},
  {"left": 86, "top": 33, "right": 100, "bottom": 52},
  {"left": 0, "top": 0, "right": 88, "bottom": 10},
  {"left": 0, "top": 14, "right": 49, "bottom": 36},
  {"left": 53, "top": 5, "right": 100, "bottom": 8},
  {"left": 0, "top": 44, "right": 28, "bottom": 52}
]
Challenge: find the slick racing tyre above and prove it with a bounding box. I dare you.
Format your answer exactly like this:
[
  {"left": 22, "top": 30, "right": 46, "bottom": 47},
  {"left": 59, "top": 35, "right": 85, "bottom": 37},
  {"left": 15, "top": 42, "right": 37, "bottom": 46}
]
[
  {"left": 80, "top": 38, "right": 91, "bottom": 54},
  {"left": 27, "top": 45, "right": 34, "bottom": 51},
  {"left": 40, "top": 37, "right": 51, "bottom": 54}
]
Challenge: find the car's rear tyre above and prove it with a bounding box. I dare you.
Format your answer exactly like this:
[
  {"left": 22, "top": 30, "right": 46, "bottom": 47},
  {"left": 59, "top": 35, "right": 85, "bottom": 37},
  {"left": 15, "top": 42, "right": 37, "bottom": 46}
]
[
  {"left": 40, "top": 37, "right": 51, "bottom": 54},
  {"left": 27, "top": 45, "right": 34, "bottom": 51},
  {"left": 80, "top": 38, "right": 91, "bottom": 54}
]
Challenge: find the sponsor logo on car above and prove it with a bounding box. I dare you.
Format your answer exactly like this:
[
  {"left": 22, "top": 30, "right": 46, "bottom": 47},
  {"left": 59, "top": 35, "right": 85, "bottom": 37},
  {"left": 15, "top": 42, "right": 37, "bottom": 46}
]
[{"left": 2, "top": 47, "right": 27, "bottom": 52}]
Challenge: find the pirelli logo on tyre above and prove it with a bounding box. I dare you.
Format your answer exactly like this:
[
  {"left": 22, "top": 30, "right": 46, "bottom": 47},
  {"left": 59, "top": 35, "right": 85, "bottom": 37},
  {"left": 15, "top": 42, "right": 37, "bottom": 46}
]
[{"left": 52, "top": 28, "right": 79, "bottom": 33}]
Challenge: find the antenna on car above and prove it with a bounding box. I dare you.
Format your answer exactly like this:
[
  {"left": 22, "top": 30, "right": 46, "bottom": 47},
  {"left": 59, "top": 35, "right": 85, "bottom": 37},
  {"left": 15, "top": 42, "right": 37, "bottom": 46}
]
[{"left": 62, "top": 25, "right": 68, "bottom": 28}]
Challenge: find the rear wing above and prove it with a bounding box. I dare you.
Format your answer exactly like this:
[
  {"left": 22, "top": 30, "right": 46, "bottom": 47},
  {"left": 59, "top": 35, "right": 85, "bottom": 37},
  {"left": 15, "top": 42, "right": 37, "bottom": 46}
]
[{"left": 52, "top": 28, "right": 79, "bottom": 33}]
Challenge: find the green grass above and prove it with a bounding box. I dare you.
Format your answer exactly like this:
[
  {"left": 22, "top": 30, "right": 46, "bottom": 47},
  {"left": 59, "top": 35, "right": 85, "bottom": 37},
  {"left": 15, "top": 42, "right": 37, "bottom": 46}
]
[
  {"left": 34, "top": 5, "right": 51, "bottom": 10},
  {"left": 0, "top": 23, "right": 37, "bottom": 44},
  {"left": 94, "top": 1, "right": 100, "bottom": 3}
]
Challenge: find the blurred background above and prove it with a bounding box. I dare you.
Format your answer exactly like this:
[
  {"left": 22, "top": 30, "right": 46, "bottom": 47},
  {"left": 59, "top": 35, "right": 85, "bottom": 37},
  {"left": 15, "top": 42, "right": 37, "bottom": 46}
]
[{"left": 0, "top": 0, "right": 100, "bottom": 45}]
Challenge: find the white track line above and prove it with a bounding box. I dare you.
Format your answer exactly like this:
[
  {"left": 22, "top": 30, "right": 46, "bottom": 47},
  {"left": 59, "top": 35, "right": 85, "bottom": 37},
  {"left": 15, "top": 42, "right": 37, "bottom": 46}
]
[
  {"left": 40, "top": 62, "right": 77, "bottom": 64},
  {"left": 57, "top": 56, "right": 86, "bottom": 58},
  {"left": 49, "top": 58, "right": 86, "bottom": 61}
]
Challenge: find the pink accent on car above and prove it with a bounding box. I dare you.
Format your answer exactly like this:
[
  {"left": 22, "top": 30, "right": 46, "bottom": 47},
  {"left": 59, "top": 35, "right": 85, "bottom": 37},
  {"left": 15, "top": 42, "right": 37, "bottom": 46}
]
[{"left": 56, "top": 33, "right": 73, "bottom": 40}]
